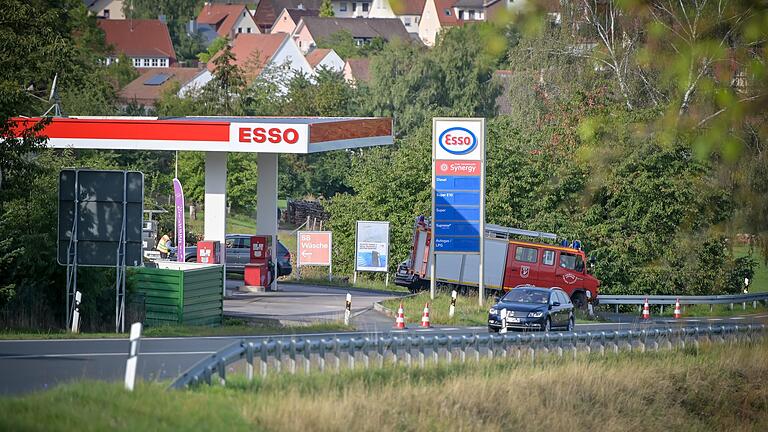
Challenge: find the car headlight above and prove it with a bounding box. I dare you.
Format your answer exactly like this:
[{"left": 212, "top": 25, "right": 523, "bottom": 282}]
[
  {"left": 528, "top": 311, "right": 544, "bottom": 318},
  {"left": 489, "top": 308, "right": 498, "bottom": 315}
]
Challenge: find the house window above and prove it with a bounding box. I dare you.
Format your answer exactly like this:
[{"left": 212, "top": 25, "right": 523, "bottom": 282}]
[
  {"left": 132, "top": 58, "right": 140, "bottom": 67},
  {"left": 458, "top": 10, "right": 464, "bottom": 19},
  {"left": 468, "top": 10, "right": 475, "bottom": 19},
  {"left": 238, "top": 27, "right": 243, "bottom": 33},
  {"left": 247, "top": 28, "right": 251, "bottom": 33},
  {"left": 159, "top": 58, "right": 167, "bottom": 67},
  {"left": 340, "top": 2, "right": 347, "bottom": 12},
  {"left": 103, "top": 9, "right": 110, "bottom": 19},
  {"left": 404, "top": 17, "right": 411, "bottom": 26},
  {"left": 151, "top": 58, "right": 159, "bottom": 67},
  {"left": 352, "top": 2, "right": 357, "bottom": 12},
  {"left": 143, "top": 58, "right": 150, "bottom": 67},
  {"left": 444, "top": 9, "right": 451, "bottom": 16},
  {"left": 362, "top": 2, "right": 369, "bottom": 12}
]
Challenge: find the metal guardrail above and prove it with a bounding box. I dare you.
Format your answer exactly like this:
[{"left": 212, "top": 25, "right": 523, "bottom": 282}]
[
  {"left": 168, "top": 324, "right": 765, "bottom": 390},
  {"left": 598, "top": 293, "right": 768, "bottom": 312}
]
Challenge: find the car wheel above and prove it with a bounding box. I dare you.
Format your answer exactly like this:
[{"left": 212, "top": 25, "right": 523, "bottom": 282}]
[
  {"left": 572, "top": 292, "right": 588, "bottom": 310},
  {"left": 544, "top": 318, "right": 551, "bottom": 332},
  {"left": 185, "top": 256, "right": 196, "bottom": 263},
  {"left": 567, "top": 316, "right": 575, "bottom": 332}
]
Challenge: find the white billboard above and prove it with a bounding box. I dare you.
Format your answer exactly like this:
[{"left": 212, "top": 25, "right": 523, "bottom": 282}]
[{"left": 355, "top": 221, "right": 390, "bottom": 272}]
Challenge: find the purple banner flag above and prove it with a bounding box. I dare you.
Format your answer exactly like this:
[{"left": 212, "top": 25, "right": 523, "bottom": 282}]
[{"left": 173, "top": 178, "right": 185, "bottom": 262}]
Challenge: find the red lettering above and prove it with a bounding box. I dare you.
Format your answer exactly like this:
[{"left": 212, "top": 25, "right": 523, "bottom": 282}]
[
  {"left": 284, "top": 128, "right": 299, "bottom": 144},
  {"left": 252, "top": 127, "right": 266, "bottom": 143},
  {"left": 239, "top": 128, "right": 250, "bottom": 143},
  {"left": 268, "top": 128, "right": 281, "bottom": 143}
]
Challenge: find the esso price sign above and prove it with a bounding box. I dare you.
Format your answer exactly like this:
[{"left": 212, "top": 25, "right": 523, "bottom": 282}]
[{"left": 438, "top": 127, "right": 477, "bottom": 155}]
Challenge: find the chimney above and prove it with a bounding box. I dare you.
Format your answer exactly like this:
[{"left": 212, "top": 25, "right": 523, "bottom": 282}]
[
  {"left": 158, "top": 14, "right": 167, "bottom": 24},
  {"left": 298, "top": 3, "right": 305, "bottom": 10}
]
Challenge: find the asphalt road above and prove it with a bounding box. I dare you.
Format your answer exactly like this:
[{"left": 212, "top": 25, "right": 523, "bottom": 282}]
[{"left": 1, "top": 313, "right": 766, "bottom": 396}]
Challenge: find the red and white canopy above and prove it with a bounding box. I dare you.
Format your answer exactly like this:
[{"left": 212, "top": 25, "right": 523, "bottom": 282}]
[{"left": 11, "top": 116, "right": 394, "bottom": 153}]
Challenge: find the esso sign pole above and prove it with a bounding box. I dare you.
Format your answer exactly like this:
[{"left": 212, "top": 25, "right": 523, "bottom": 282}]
[{"left": 432, "top": 118, "right": 486, "bottom": 306}]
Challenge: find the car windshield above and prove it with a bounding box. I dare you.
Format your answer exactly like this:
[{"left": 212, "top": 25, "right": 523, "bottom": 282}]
[{"left": 502, "top": 289, "right": 549, "bottom": 304}]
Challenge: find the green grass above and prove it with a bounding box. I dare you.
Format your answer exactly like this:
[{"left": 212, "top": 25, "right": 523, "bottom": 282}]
[
  {"left": 650, "top": 302, "right": 768, "bottom": 318},
  {"left": 734, "top": 244, "right": 768, "bottom": 293},
  {"left": 185, "top": 211, "right": 258, "bottom": 235},
  {"left": 2, "top": 341, "right": 767, "bottom": 431},
  {"left": 383, "top": 292, "right": 488, "bottom": 326},
  {"left": 0, "top": 320, "right": 351, "bottom": 340}
]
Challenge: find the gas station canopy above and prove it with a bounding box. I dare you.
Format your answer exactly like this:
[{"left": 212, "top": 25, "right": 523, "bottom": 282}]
[
  {"left": 12, "top": 115, "right": 394, "bottom": 292},
  {"left": 11, "top": 116, "right": 393, "bottom": 153}
]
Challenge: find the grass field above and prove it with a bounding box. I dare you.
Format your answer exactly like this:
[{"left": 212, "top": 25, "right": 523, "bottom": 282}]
[
  {"left": 1, "top": 340, "right": 766, "bottom": 431},
  {"left": 0, "top": 320, "right": 351, "bottom": 340},
  {"left": 734, "top": 245, "right": 768, "bottom": 293}
]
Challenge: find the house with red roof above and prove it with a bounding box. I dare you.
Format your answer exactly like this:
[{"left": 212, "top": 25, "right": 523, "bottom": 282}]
[
  {"left": 179, "top": 33, "right": 313, "bottom": 95},
  {"left": 368, "top": 0, "right": 427, "bottom": 34},
  {"left": 119, "top": 68, "right": 202, "bottom": 108},
  {"left": 305, "top": 48, "right": 344, "bottom": 72},
  {"left": 98, "top": 19, "right": 177, "bottom": 68},
  {"left": 271, "top": 7, "right": 320, "bottom": 35},
  {"left": 253, "top": 0, "right": 324, "bottom": 33},
  {"left": 196, "top": 3, "right": 260, "bottom": 40},
  {"left": 343, "top": 58, "right": 371, "bottom": 87}
]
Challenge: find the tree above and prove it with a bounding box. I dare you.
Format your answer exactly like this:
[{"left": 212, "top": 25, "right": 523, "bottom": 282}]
[
  {"left": 320, "top": 0, "right": 335, "bottom": 17},
  {"left": 205, "top": 44, "right": 245, "bottom": 115},
  {"left": 197, "top": 37, "right": 228, "bottom": 63}
]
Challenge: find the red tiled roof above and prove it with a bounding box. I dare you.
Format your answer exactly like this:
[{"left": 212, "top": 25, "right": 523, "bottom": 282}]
[
  {"left": 119, "top": 67, "right": 202, "bottom": 106},
  {"left": 208, "top": 33, "right": 288, "bottom": 79},
  {"left": 434, "top": 0, "right": 463, "bottom": 26},
  {"left": 305, "top": 48, "right": 331, "bottom": 68},
  {"left": 391, "top": 0, "right": 427, "bottom": 15},
  {"left": 98, "top": 19, "right": 177, "bottom": 62},
  {"left": 197, "top": 3, "right": 252, "bottom": 37},
  {"left": 346, "top": 58, "right": 371, "bottom": 82}
]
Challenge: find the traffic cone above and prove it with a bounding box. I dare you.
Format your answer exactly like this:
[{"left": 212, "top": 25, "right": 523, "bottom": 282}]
[
  {"left": 420, "top": 302, "right": 431, "bottom": 328},
  {"left": 642, "top": 298, "right": 650, "bottom": 320},
  {"left": 673, "top": 299, "right": 681, "bottom": 319},
  {"left": 394, "top": 303, "right": 406, "bottom": 329}
]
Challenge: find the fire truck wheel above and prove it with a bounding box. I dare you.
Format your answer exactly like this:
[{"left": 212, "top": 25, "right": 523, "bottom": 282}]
[{"left": 571, "top": 292, "right": 588, "bottom": 310}]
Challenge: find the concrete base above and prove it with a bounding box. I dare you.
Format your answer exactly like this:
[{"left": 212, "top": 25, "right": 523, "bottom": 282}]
[{"left": 239, "top": 285, "right": 267, "bottom": 293}]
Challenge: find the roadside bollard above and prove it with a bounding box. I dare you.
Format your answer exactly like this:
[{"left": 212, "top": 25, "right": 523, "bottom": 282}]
[
  {"left": 449, "top": 290, "right": 457, "bottom": 318},
  {"left": 500, "top": 308, "right": 508, "bottom": 334},
  {"left": 70, "top": 291, "right": 82, "bottom": 333},
  {"left": 124, "top": 322, "right": 142, "bottom": 391},
  {"left": 344, "top": 292, "right": 351, "bottom": 326}
]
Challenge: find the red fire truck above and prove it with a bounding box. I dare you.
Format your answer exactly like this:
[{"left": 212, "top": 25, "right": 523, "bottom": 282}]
[{"left": 394, "top": 218, "right": 600, "bottom": 309}]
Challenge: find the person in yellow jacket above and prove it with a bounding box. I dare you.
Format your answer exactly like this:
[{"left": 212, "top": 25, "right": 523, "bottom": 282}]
[{"left": 156, "top": 233, "right": 172, "bottom": 259}]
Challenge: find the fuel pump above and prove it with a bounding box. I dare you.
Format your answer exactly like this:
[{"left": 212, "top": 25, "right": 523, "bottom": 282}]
[{"left": 243, "top": 235, "right": 272, "bottom": 291}]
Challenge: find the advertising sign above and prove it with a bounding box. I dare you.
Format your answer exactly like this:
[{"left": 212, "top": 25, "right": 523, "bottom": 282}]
[
  {"left": 355, "top": 221, "right": 390, "bottom": 272},
  {"left": 297, "top": 231, "right": 332, "bottom": 266},
  {"left": 432, "top": 119, "right": 485, "bottom": 254},
  {"left": 172, "top": 178, "right": 185, "bottom": 262}
]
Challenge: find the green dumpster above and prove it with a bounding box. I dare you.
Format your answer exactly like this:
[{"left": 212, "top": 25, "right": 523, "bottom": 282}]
[{"left": 129, "top": 262, "right": 223, "bottom": 327}]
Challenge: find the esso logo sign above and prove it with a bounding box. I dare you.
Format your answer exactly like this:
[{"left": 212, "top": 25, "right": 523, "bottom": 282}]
[
  {"left": 238, "top": 127, "right": 300, "bottom": 144},
  {"left": 439, "top": 127, "right": 477, "bottom": 155}
]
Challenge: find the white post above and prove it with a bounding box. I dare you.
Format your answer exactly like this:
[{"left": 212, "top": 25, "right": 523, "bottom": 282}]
[
  {"left": 344, "top": 292, "right": 351, "bottom": 326},
  {"left": 124, "top": 322, "right": 142, "bottom": 391},
  {"left": 385, "top": 272, "right": 389, "bottom": 287},
  {"left": 449, "top": 289, "right": 457, "bottom": 318},
  {"left": 70, "top": 291, "right": 82, "bottom": 333},
  {"left": 257, "top": 153, "right": 279, "bottom": 291},
  {"left": 353, "top": 271, "right": 357, "bottom": 284},
  {"left": 500, "top": 308, "right": 508, "bottom": 334},
  {"left": 205, "top": 152, "right": 227, "bottom": 296}
]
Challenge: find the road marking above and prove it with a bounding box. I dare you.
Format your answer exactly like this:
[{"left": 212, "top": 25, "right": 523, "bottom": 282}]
[
  {"left": 707, "top": 319, "right": 724, "bottom": 321},
  {"left": 729, "top": 317, "right": 745, "bottom": 320},
  {"left": 0, "top": 351, "right": 215, "bottom": 360}
]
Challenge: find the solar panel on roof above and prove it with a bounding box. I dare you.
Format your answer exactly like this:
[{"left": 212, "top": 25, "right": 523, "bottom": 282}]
[{"left": 144, "top": 73, "right": 171, "bottom": 86}]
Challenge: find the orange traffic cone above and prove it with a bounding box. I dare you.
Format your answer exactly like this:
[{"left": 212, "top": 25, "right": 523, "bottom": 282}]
[
  {"left": 673, "top": 299, "right": 681, "bottom": 319},
  {"left": 642, "top": 298, "right": 650, "bottom": 320},
  {"left": 420, "top": 302, "right": 431, "bottom": 328},
  {"left": 394, "top": 303, "right": 406, "bottom": 329}
]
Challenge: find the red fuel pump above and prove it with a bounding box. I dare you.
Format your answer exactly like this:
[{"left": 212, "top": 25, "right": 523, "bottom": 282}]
[
  {"left": 243, "top": 236, "right": 271, "bottom": 290},
  {"left": 196, "top": 240, "right": 221, "bottom": 264}
]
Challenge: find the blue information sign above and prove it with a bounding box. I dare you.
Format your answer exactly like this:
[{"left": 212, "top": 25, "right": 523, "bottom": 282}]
[
  {"left": 433, "top": 237, "right": 481, "bottom": 252},
  {"left": 434, "top": 171, "right": 482, "bottom": 253}
]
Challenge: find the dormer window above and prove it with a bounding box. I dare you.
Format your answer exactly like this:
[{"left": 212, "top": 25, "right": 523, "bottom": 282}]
[{"left": 445, "top": 9, "right": 451, "bottom": 16}]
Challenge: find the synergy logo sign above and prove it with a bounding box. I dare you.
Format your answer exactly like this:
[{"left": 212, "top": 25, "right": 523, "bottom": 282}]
[
  {"left": 438, "top": 127, "right": 477, "bottom": 155},
  {"left": 433, "top": 119, "right": 483, "bottom": 161}
]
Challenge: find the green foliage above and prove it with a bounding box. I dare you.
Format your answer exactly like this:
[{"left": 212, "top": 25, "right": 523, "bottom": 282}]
[
  {"left": 197, "top": 36, "right": 228, "bottom": 63},
  {"left": 317, "top": 31, "right": 385, "bottom": 59},
  {"left": 319, "top": 0, "right": 334, "bottom": 17},
  {"left": 105, "top": 54, "right": 139, "bottom": 88}
]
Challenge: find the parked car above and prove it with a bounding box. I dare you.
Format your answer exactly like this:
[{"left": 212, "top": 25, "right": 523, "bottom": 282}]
[
  {"left": 179, "top": 234, "right": 292, "bottom": 277},
  {"left": 487, "top": 286, "right": 574, "bottom": 332}
]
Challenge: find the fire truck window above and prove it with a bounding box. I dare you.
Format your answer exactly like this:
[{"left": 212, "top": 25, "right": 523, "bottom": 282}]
[
  {"left": 515, "top": 246, "right": 538, "bottom": 263},
  {"left": 559, "top": 253, "right": 577, "bottom": 270},
  {"left": 542, "top": 250, "right": 555, "bottom": 266},
  {"left": 575, "top": 255, "right": 585, "bottom": 272}
]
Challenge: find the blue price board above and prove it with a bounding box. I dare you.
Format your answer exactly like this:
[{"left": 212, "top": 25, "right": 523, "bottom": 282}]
[
  {"left": 435, "top": 206, "right": 481, "bottom": 221},
  {"left": 435, "top": 191, "right": 481, "bottom": 206},
  {"left": 433, "top": 237, "right": 480, "bottom": 253},
  {"left": 435, "top": 175, "right": 481, "bottom": 191},
  {"left": 434, "top": 222, "right": 480, "bottom": 236}
]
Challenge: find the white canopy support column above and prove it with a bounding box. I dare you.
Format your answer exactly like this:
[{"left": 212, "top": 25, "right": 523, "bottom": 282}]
[
  {"left": 257, "top": 153, "right": 279, "bottom": 291},
  {"left": 205, "top": 152, "right": 228, "bottom": 296}
]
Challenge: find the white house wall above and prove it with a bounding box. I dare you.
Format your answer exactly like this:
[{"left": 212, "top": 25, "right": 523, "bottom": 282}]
[
  {"left": 418, "top": 0, "right": 441, "bottom": 47},
  {"left": 315, "top": 50, "right": 345, "bottom": 72},
  {"left": 269, "top": 37, "right": 315, "bottom": 89},
  {"left": 178, "top": 70, "right": 213, "bottom": 98},
  {"left": 233, "top": 10, "right": 260, "bottom": 35}
]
